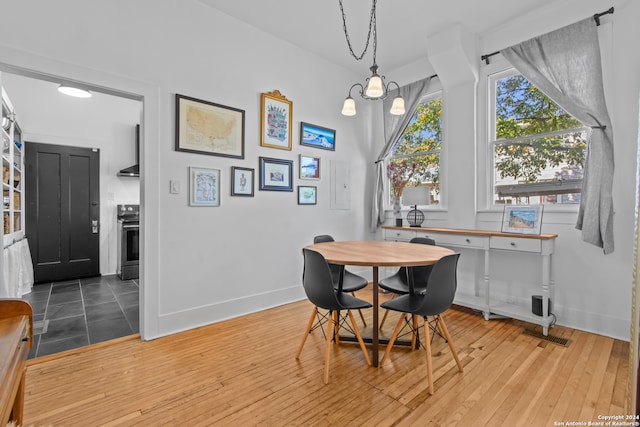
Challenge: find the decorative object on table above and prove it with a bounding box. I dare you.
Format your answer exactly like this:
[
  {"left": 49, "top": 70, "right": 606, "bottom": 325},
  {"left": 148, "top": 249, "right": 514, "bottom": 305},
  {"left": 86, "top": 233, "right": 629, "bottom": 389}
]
[
  {"left": 175, "top": 94, "right": 245, "bottom": 159},
  {"left": 298, "top": 186, "right": 317, "bottom": 205},
  {"left": 230, "top": 166, "right": 254, "bottom": 197},
  {"left": 189, "top": 167, "right": 220, "bottom": 206},
  {"left": 501, "top": 205, "right": 544, "bottom": 235},
  {"left": 338, "top": 0, "right": 405, "bottom": 117},
  {"left": 299, "top": 154, "right": 321, "bottom": 180},
  {"left": 260, "top": 90, "right": 292, "bottom": 150},
  {"left": 299, "top": 122, "right": 335, "bottom": 151},
  {"left": 402, "top": 186, "right": 430, "bottom": 227},
  {"left": 259, "top": 157, "right": 293, "bottom": 191},
  {"left": 387, "top": 161, "right": 410, "bottom": 226}
]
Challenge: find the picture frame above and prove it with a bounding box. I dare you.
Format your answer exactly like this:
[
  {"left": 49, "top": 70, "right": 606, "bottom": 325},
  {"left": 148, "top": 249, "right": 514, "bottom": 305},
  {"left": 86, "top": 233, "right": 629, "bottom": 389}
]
[
  {"left": 300, "top": 122, "right": 335, "bottom": 151},
  {"left": 260, "top": 90, "right": 292, "bottom": 150},
  {"left": 501, "top": 205, "right": 544, "bottom": 235},
  {"left": 175, "top": 94, "right": 245, "bottom": 159},
  {"left": 230, "top": 166, "right": 254, "bottom": 197},
  {"left": 189, "top": 167, "right": 220, "bottom": 207},
  {"left": 259, "top": 157, "right": 293, "bottom": 192},
  {"left": 299, "top": 154, "right": 320, "bottom": 180},
  {"left": 298, "top": 186, "right": 317, "bottom": 205}
]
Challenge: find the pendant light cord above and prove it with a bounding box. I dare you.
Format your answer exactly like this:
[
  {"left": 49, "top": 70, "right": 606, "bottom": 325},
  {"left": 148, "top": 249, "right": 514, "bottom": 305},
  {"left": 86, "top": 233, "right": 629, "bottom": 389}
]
[{"left": 339, "top": 0, "right": 378, "bottom": 62}]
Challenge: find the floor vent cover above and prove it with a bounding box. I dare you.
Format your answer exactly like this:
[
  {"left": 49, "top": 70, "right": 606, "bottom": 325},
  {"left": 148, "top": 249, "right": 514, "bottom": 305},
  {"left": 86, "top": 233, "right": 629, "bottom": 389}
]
[{"left": 522, "top": 329, "right": 570, "bottom": 347}]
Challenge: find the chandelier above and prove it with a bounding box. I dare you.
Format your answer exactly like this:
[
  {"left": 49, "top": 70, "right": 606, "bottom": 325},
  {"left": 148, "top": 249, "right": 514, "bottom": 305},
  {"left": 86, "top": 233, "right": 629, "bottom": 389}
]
[{"left": 339, "top": 0, "right": 405, "bottom": 116}]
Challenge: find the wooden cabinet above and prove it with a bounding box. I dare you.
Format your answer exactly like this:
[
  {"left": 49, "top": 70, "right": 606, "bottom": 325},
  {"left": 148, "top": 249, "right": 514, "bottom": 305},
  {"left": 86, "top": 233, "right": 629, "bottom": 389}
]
[
  {"left": 382, "top": 226, "right": 557, "bottom": 335},
  {"left": 2, "top": 88, "right": 24, "bottom": 247},
  {"left": 0, "top": 299, "right": 32, "bottom": 426}
]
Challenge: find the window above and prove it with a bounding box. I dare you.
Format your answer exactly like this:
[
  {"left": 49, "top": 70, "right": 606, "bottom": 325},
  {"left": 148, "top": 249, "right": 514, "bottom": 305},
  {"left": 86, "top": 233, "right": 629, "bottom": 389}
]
[
  {"left": 489, "top": 68, "right": 587, "bottom": 206},
  {"left": 387, "top": 92, "right": 442, "bottom": 206}
]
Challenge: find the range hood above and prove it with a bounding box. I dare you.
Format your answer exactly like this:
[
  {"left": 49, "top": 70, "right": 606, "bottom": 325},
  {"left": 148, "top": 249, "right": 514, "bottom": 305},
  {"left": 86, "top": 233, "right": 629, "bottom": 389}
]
[{"left": 118, "top": 124, "right": 140, "bottom": 177}]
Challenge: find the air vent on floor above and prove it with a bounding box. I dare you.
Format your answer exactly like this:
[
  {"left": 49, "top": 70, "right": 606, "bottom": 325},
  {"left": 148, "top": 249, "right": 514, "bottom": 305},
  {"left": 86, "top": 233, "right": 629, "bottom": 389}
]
[{"left": 522, "top": 328, "right": 570, "bottom": 347}]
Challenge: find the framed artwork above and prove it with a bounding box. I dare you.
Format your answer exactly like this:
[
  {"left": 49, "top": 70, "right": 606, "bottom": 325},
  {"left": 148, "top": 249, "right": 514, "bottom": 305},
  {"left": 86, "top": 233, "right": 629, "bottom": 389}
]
[
  {"left": 298, "top": 186, "right": 317, "bottom": 205},
  {"left": 189, "top": 167, "right": 220, "bottom": 207},
  {"left": 501, "top": 205, "right": 544, "bottom": 235},
  {"left": 259, "top": 157, "right": 293, "bottom": 192},
  {"left": 299, "top": 154, "right": 320, "bottom": 180},
  {"left": 175, "top": 94, "right": 245, "bottom": 159},
  {"left": 300, "top": 122, "right": 335, "bottom": 151},
  {"left": 260, "top": 90, "right": 292, "bottom": 150},
  {"left": 231, "top": 166, "right": 254, "bottom": 197}
]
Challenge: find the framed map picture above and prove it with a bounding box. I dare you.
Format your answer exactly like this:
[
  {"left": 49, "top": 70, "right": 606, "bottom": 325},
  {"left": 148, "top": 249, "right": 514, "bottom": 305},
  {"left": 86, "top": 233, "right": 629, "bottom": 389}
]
[
  {"left": 176, "top": 94, "right": 245, "bottom": 159},
  {"left": 260, "top": 90, "right": 292, "bottom": 150},
  {"left": 189, "top": 167, "right": 220, "bottom": 206}
]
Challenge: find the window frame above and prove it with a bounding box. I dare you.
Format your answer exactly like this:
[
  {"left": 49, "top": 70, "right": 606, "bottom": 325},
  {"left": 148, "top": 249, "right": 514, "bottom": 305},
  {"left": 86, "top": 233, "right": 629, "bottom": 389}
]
[
  {"left": 480, "top": 59, "right": 587, "bottom": 212},
  {"left": 385, "top": 89, "right": 444, "bottom": 210}
]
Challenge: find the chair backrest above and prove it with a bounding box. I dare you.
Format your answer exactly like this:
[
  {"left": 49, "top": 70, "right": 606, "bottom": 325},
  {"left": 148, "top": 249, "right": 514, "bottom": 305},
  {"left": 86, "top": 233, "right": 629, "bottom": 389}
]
[
  {"left": 302, "top": 248, "right": 342, "bottom": 311},
  {"left": 400, "top": 237, "right": 436, "bottom": 286},
  {"left": 419, "top": 253, "right": 461, "bottom": 316},
  {"left": 313, "top": 235, "right": 342, "bottom": 279}
]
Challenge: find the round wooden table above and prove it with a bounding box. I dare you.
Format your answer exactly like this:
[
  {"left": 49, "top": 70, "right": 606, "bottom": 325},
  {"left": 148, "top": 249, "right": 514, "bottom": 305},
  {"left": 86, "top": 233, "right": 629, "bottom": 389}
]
[{"left": 303, "top": 240, "right": 454, "bottom": 366}]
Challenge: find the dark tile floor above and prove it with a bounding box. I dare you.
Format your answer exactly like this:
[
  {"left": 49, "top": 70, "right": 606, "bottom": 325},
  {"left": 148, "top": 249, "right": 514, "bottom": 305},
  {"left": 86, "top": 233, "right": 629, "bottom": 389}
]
[{"left": 21, "top": 274, "right": 139, "bottom": 359}]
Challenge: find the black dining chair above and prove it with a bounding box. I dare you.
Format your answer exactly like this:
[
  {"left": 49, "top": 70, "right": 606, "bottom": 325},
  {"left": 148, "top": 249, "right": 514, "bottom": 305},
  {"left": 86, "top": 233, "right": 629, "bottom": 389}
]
[
  {"left": 379, "top": 237, "right": 436, "bottom": 329},
  {"left": 296, "top": 248, "right": 372, "bottom": 384},
  {"left": 313, "top": 235, "right": 369, "bottom": 326},
  {"left": 379, "top": 253, "right": 463, "bottom": 395}
]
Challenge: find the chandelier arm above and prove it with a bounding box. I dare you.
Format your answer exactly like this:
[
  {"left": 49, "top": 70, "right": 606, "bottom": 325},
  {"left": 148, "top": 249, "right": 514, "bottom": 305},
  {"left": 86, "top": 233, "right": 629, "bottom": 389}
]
[
  {"left": 347, "top": 83, "right": 365, "bottom": 98},
  {"left": 339, "top": 0, "right": 378, "bottom": 61}
]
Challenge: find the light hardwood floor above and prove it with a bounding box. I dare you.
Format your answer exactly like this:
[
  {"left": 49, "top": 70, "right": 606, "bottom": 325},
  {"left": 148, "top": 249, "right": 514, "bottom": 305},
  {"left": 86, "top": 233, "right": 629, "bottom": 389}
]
[{"left": 22, "top": 286, "right": 629, "bottom": 426}]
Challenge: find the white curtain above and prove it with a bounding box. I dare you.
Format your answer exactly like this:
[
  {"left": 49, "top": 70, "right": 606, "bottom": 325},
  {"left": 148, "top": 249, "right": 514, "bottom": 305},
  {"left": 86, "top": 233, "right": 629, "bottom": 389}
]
[
  {"left": 369, "top": 77, "right": 432, "bottom": 232},
  {"left": 502, "top": 18, "right": 614, "bottom": 253}
]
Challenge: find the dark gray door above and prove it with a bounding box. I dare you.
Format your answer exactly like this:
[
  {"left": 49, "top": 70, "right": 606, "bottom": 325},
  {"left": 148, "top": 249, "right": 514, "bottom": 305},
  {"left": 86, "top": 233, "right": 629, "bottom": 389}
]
[{"left": 25, "top": 142, "right": 100, "bottom": 282}]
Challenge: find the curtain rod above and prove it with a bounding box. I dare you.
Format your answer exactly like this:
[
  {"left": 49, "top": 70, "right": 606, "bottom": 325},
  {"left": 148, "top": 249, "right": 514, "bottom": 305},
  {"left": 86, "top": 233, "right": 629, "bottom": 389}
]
[{"left": 480, "top": 6, "right": 614, "bottom": 65}]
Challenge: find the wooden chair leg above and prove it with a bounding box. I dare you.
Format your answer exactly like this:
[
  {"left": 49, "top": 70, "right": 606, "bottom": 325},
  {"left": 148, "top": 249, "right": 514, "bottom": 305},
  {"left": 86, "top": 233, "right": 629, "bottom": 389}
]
[
  {"left": 379, "top": 309, "right": 390, "bottom": 329},
  {"left": 380, "top": 314, "right": 405, "bottom": 366},
  {"left": 437, "top": 315, "right": 463, "bottom": 372},
  {"left": 324, "top": 311, "right": 334, "bottom": 384},
  {"left": 423, "top": 317, "right": 434, "bottom": 395},
  {"left": 351, "top": 292, "right": 367, "bottom": 326},
  {"left": 296, "top": 307, "right": 318, "bottom": 359},
  {"left": 348, "top": 310, "right": 371, "bottom": 366}
]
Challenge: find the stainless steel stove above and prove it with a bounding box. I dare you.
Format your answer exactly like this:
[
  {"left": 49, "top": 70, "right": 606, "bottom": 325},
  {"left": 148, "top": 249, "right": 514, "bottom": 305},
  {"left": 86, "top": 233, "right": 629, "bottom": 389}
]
[{"left": 117, "top": 204, "right": 139, "bottom": 280}]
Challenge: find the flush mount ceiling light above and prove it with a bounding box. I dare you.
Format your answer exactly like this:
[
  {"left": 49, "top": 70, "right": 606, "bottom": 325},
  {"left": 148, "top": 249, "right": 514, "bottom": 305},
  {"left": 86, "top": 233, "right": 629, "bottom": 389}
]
[
  {"left": 339, "top": 0, "right": 404, "bottom": 116},
  {"left": 57, "top": 85, "right": 92, "bottom": 98}
]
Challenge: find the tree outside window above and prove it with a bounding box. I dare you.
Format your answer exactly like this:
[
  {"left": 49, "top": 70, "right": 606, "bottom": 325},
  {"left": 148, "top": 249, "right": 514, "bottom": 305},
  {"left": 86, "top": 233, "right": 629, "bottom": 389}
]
[
  {"left": 387, "top": 94, "right": 442, "bottom": 206},
  {"left": 491, "top": 69, "right": 587, "bottom": 205}
]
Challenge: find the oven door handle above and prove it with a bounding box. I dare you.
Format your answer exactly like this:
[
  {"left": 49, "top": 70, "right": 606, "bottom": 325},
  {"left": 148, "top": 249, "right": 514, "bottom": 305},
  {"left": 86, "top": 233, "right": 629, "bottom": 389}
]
[{"left": 122, "top": 224, "right": 140, "bottom": 230}]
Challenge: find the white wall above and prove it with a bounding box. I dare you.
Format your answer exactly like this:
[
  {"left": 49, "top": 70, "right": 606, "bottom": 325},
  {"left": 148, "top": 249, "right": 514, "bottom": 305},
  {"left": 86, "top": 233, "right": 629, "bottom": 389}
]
[
  {"left": 1, "top": 74, "right": 141, "bottom": 276},
  {"left": 0, "top": 0, "right": 636, "bottom": 341}
]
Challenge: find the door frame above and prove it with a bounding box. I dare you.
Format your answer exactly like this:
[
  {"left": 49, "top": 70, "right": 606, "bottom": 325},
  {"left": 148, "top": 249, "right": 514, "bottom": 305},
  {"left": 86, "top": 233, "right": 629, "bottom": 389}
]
[{"left": 0, "top": 46, "right": 161, "bottom": 340}]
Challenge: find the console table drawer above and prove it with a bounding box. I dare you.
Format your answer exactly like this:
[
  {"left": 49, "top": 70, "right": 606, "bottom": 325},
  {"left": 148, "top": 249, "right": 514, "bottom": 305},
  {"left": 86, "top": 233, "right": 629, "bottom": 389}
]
[
  {"left": 429, "top": 233, "right": 487, "bottom": 249},
  {"left": 490, "top": 236, "right": 541, "bottom": 253},
  {"left": 384, "top": 229, "right": 416, "bottom": 242}
]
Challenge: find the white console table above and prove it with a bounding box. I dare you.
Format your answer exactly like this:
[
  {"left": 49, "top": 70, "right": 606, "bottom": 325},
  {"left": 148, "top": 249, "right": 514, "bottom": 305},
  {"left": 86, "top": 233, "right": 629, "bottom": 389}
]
[{"left": 382, "top": 226, "right": 557, "bottom": 335}]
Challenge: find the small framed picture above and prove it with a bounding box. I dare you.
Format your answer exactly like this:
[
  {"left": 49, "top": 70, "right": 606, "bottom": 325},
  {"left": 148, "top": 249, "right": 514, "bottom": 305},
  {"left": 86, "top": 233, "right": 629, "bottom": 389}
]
[
  {"left": 231, "top": 166, "right": 254, "bottom": 197},
  {"left": 501, "top": 205, "right": 544, "bottom": 235},
  {"left": 260, "top": 90, "right": 292, "bottom": 150},
  {"left": 175, "top": 94, "right": 245, "bottom": 159},
  {"left": 298, "top": 186, "right": 317, "bottom": 205},
  {"left": 300, "top": 122, "right": 335, "bottom": 151},
  {"left": 189, "top": 167, "right": 220, "bottom": 206},
  {"left": 299, "top": 154, "right": 320, "bottom": 180},
  {"left": 259, "top": 157, "right": 293, "bottom": 192}
]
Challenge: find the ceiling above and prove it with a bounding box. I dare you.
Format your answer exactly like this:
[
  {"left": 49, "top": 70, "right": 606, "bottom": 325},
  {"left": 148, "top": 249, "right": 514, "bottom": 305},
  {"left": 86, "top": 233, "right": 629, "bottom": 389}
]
[{"left": 198, "top": 0, "right": 558, "bottom": 74}]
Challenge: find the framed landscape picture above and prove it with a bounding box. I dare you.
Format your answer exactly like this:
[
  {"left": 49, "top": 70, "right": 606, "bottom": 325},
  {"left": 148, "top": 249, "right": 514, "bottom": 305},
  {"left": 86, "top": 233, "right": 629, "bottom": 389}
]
[
  {"left": 259, "top": 157, "right": 293, "bottom": 192},
  {"left": 260, "top": 90, "right": 292, "bottom": 150},
  {"left": 176, "top": 94, "right": 245, "bottom": 159},
  {"left": 231, "top": 166, "right": 254, "bottom": 197},
  {"left": 501, "top": 205, "right": 543, "bottom": 235},
  {"left": 300, "top": 122, "right": 335, "bottom": 151},
  {"left": 189, "top": 167, "right": 220, "bottom": 206},
  {"left": 298, "top": 186, "right": 317, "bottom": 205},
  {"left": 299, "top": 154, "right": 320, "bottom": 180}
]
